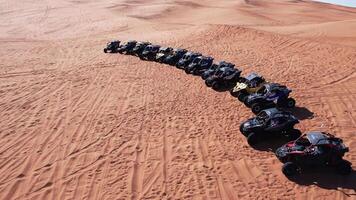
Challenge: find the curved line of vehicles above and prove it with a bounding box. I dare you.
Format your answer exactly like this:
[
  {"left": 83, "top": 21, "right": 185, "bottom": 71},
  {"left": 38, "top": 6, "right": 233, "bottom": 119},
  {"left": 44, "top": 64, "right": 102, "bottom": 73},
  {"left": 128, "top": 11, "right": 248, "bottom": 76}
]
[{"left": 104, "top": 40, "right": 352, "bottom": 178}]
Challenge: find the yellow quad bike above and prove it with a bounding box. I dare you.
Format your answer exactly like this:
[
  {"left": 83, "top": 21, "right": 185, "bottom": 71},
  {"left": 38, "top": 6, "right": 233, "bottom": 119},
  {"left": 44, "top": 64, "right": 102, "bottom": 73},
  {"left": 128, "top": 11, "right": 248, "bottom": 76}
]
[{"left": 230, "top": 72, "right": 266, "bottom": 102}]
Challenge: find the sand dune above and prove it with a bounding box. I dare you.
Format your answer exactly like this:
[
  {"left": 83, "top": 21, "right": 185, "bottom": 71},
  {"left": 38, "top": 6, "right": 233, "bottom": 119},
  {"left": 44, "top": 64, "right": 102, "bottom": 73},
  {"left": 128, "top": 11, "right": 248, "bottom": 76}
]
[{"left": 0, "top": 0, "right": 355, "bottom": 199}]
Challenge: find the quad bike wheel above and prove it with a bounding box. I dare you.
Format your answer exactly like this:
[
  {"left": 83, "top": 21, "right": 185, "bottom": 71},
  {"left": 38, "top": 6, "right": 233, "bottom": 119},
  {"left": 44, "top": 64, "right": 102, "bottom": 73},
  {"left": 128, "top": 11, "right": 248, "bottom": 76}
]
[
  {"left": 202, "top": 71, "right": 214, "bottom": 80},
  {"left": 176, "top": 63, "right": 183, "bottom": 69},
  {"left": 286, "top": 98, "right": 296, "bottom": 108},
  {"left": 169, "top": 60, "right": 177, "bottom": 66},
  {"left": 205, "top": 80, "right": 213, "bottom": 87},
  {"left": 192, "top": 70, "right": 200, "bottom": 76},
  {"left": 282, "top": 162, "right": 299, "bottom": 177},
  {"left": 247, "top": 132, "right": 260, "bottom": 146},
  {"left": 185, "top": 67, "right": 192, "bottom": 74},
  {"left": 166, "top": 60, "right": 173, "bottom": 65},
  {"left": 243, "top": 98, "right": 251, "bottom": 107},
  {"left": 103, "top": 48, "right": 108, "bottom": 53},
  {"left": 237, "top": 91, "right": 248, "bottom": 102},
  {"left": 230, "top": 90, "right": 239, "bottom": 97},
  {"left": 148, "top": 55, "right": 155, "bottom": 61},
  {"left": 336, "top": 160, "right": 352, "bottom": 175},
  {"left": 287, "top": 129, "right": 302, "bottom": 141},
  {"left": 251, "top": 103, "right": 263, "bottom": 114},
  {"left": 212, "top": 82, "right": 220, "bottom": 90}
]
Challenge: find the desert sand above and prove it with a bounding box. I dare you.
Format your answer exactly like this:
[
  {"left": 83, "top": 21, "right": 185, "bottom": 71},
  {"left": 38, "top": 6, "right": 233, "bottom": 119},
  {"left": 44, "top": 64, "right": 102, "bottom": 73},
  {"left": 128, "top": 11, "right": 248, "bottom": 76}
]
[{"left": 0, "top": 0, "right": 356, "bottom": 199}]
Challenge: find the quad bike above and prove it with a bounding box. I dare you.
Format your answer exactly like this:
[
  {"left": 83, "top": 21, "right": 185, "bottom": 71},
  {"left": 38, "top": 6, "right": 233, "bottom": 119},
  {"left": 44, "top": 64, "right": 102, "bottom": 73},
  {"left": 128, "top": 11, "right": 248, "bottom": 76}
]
[
  {"left": 201, "top": 61, "right": 235, "bottom": 80},
  {"left": 103, "top": 40, "right": 121, "bottom": 53},
  {"left": 240, "top": 108, "right": 300, "bottom": 146},
  {"left": 164, "top": 48, "right": 188, "bottom": 65},
  {"left": 275, "top": 132, "right": 352, "bottom": 177},
  {"left": 205, "top": 68, "right": 242, "bottom": 90},
  {"left": 118, "top": 40, "right": 137, "bottom": 54},
  {"left": 185, "top": 56, "right": 214, "bottom": 75},
  {"left": 244, "top": 83, "right": 296, "bottom": 114},
  {"left": 155, "top": 47, "right": 174, "bottom": 63},
  {"left": 140, "top": 45, "right": 161, "bottom": 61},
  {"left": 230, "top": 72, "right": 266, "bottom": 102},
  {"left": 176, "top": 52, "right": 202, "bottom": 69},
  {"left": 132, "top": 41, "right": 151, "bottom": 56}
]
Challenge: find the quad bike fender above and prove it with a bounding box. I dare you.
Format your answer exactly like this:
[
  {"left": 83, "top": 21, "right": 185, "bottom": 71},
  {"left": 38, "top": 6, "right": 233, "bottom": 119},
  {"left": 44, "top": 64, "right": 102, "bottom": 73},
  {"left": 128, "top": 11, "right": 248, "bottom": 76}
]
[{"left": 246, "top": 95, "right": 265, "bottom": 104}]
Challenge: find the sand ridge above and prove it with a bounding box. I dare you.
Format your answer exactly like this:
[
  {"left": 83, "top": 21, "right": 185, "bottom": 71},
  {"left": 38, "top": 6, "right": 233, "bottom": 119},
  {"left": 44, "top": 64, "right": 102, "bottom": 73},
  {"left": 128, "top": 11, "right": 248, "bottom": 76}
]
[{"left": 0, "top": 0, "right": 356, "bottom": 199}]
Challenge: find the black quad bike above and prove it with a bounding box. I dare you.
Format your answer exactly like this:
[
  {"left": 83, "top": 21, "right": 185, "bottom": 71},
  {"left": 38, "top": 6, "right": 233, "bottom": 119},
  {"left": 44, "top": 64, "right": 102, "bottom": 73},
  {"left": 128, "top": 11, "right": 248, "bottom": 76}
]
[
  {"left": 240, "top": 108, "right": 301, "bottom": 146},
  {"left": 132, "top": 41, "right": 151, "bottom": 56},
  {"left": 140, "top": 45, "right": 161, "bottom": 61},
  {"left": 118, "top": 40, "right": 137, "bottom": 54},
  {"left": 201, "top": 61, "right": 235, "bottom": 80},
  {"left": 185, "top": 56, "right": 214, "bottom": 75},
  {"left": 164, "top": 48, "right": 188, "bottom": 65},
  {"left": 103, "top": 40, "right": 121, "bottom": 53},
  {"left": 275, "top": 132, "right": 352, "bottom": 177},
  {"left": 155, "top": 47, "right": 174, "bottom": 63},
  {"left": 244, "top": 83, "right": 296, "bottom": 114},
  {"left": 205, "top": 68, "right": 242, "bottom": 90},
  {"left": 176, "top": 52, "right": 202, "bottom": 70}
]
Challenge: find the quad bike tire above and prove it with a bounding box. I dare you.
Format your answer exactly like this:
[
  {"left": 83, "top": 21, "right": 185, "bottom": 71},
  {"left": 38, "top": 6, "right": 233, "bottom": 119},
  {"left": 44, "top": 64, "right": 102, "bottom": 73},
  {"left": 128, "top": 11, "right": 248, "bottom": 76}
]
[
  {"left": 336, "top": 160, "right": 352, "bottom": 175},
  {"left": 185, "top": 67, "right": 192, "bottom": 74},
  {"left": 169, "top": 60, "right": 178, "bottom": 66},
  {"left": 251, "top": 103, "right": 263, "bottom": 114},
  {"left": 148, "top": 56, "right": 155, "bottom": 61},
  {"left": 247, "top": 132, "right": 260, "bottom": 146},
  {"left": 243, "top": 98, "right": 251, "bottom": 107},
  {"left": 286, "top": 98, "right": 296, "bottom": 108},
  {"left": 282, "top": 162, "right": 299, "bottom": 177},
  {"left": 237, "top": 91, "right": 248, "bottom": 102},
  {"left": 202, "top": 72, "right": 212, "bottom": 80},
  {"left": 212, "top": 82, "right": 220, "bottom": 90},
  {"left": 192, "top": 70, "right": 200, "bottom": 76},
  {"left": 278, "top": 98, "right": 296, "bottom": 108},
  {"left": 205, "top": 80, "right": 213, "bottom": 87},
  {"left": 103, "top": 48, "right": 108, "bottom": 53},
  {"left": 230, "top": 90, "right": 239, "bottom": 97}
]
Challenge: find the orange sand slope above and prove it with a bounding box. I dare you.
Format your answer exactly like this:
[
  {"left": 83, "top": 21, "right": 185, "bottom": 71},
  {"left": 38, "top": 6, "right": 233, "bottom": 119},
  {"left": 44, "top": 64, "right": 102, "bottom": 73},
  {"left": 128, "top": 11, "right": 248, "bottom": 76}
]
[{"left": 0, "top": 0, "right": 356, "bottom": 199}]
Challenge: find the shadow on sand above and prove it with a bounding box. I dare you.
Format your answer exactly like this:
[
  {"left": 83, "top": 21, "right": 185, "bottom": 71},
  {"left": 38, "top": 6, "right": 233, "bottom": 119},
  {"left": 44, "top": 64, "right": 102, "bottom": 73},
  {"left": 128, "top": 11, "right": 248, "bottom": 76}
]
[
  {"left": 289, "top": 106, "right": 314, "bottom": 120},
  {"left": 288, "top": 169, "right": 356, "bottom": 196},
  {"left": 250, "top": 137, "right": 292, "bottom": 152}
]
